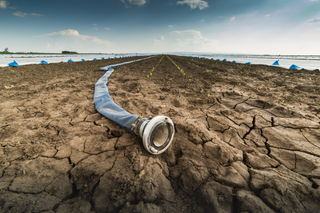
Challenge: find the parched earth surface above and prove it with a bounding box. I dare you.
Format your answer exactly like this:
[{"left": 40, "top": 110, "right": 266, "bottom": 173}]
[{"left": 0, "top": 55, "right": 320, "bottom": 213}]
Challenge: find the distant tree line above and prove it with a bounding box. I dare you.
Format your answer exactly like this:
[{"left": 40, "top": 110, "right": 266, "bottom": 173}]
[{"left": 62, "top": 51, "right": 78, "bottom": 54}]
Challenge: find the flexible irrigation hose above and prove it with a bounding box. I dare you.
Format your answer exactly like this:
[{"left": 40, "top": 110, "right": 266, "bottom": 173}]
[
  {"left": 93, "top": 55, "right": 175, "bottom": 155},
  {"left": 94, "top": 56, "right": 152, "bottom": 133}
]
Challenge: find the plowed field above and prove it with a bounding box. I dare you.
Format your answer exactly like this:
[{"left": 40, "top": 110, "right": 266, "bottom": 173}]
[{"left": 0, "top": 55, "right": 320, "bottom": 213}]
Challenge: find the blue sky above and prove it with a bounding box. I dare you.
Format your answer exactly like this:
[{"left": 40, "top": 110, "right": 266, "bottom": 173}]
[{"left": 1, "top": 0, "right": 320, "bottom": 54}]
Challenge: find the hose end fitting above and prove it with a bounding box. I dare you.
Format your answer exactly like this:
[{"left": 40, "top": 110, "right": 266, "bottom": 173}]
[{"left": 132, "top": 115, "right": 175, "bottom": 155}]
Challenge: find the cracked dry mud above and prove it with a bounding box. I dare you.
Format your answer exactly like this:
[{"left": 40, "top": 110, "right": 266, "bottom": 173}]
[{"left": 0, "top": 55, "right": 319, "bottom": 213}]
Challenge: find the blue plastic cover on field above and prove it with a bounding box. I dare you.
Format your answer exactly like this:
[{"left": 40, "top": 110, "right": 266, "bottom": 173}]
[
  {"left": 40, "top": 60, "right": 48, "bottom": 64},
  {"left": 223, "top": 59, "right": 227, "bottom": 61},
  {"left": 101, "top": 57, "right": 105, "bottom": 60},
  {"left": 211, "top": 58, "right": 214, "bottom": 60},
  {"left": 94, "top": 56, "right": 152, "bottom": 133},
  {"left": 216, "top": 59, "right": 220, "bottom": 61},
  {"left": 289, "top": 64, "right": 300, "bottom": 70},
  {"left": 67, "top": 59, "right": 73, "bottom": 62},
  {"left": 272, "top": 61, "right": 279, "bottom": 66},
  {"left": 232, "top": 60, "right": 236, "bottom": 63},
  {"left": 93, "top": 58, "right": 97, "bottom": 61},
  {"left": 82, "top": 59, "right": 86, "bottom": 61},
  {"left": 8, "top": 60, "right": 19, "bottom": 67},
  {"left": 245, "top": 62, "right": 251, "bottom": 64}
]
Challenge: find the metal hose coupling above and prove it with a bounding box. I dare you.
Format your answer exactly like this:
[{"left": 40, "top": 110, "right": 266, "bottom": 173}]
[{"left": 131, "top": 115, "right": 175, "bottom": 155}]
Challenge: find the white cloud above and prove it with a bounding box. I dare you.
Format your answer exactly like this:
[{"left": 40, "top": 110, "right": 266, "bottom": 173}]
[
  {"left": 105, "top": 28, "right": 111, "bottom": 30},
  {"left": 265, "top": 14, "right": 271, "bottom": 17},
  {"left": 176, "top": 38, "right": 189, "bottom": 47},
  {"left": 168, "top": 25, "right": 173, "bottom": 28},
  {"left": 0, "top": 0, "right": 7, "bottom": 9},
  {"left": 309, "top": 18, "right": 320, "bottom": 23},
  {"left": 42, "top": 29, "right": 110, "bottom": 45},
  {"left": 0, "top": 0, "right": 9, "bottom": 9},
  {"left": 93, "top": 23, "right": 97, "bottom": 25},
  {"left": 177, "top": 0, "right": 208, "bottom": 10},
  {"left": 13, "top": 11, "right": 27, "bottom": 17},
  {"left": 172, "top": 30, "right": 203, "bottom": 39},
  {"left": 152, "top": 35, "right": 165, "bottom": 43},
  {"left": 13, "top": 11, "right": 42, "bottom": 17},
  {"left": 30, "top": 13, "right": 42, "bottom": 16},
  {"left": 121, "top": 0, "right": 147, "bottom": 6},
  {"left": 230, "top": 16, "right": 235, "bottom": 21},
  {"left": 92, "top": 37, "right": 110, "bottom": 45},
  {"left": 47, "top": 43, "right": 50, "bottom": 48},
  {"left": 171, "top": 30, "right": 218, "bottom": 47},
  {"left": 93, "top": 27, "right": 98, "bottom": 30},
  {"left": 248, "top": 12, "right": 258, "bottom": 15}
]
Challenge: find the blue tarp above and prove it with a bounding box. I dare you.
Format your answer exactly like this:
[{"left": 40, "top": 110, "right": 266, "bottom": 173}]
[
  {"left": 67, "top": 59, "right": 73, "bottom": 62},
  {"left": 272, "top": 60, "right": 279, "bottom": 66},
  {"left": 211, "top": 58, "right": 214, "bottom": 60},
  {"left": 40, "top": 60, "right": 48, "bottom": 64},
  {"left": 223, "top": 59, "right": 227, "bottom": 61},
  {"left": 245, "top": 62, "right": 251, "bottom": 64},
  {"left": 289, "top": 64, "right": 300, "bottom": 70},
  {"left": 94, "top": 56, "right": 152, "bottom": 134},
  {"left": 216, "top": 59, "right": 220, "bottom": 61},
  {"left": 93, "top": 58, "right": 97, "bottom": 61},
  {"left": 101, "top": 57, "right": 105, "bottom": 60},
  {"left": 81, "top": 59, "right": 86, "bottom": 61},
  {"left": 8, "top": 60, "right": 19, "bottom": 67},
  {"left": 232, "top": 60, "right": 236, "bottom": 63}
]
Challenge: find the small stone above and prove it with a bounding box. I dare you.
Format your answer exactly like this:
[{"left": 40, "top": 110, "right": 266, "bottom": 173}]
[{"left": 85, "top": 113, "right": 103, "bottom": 122}]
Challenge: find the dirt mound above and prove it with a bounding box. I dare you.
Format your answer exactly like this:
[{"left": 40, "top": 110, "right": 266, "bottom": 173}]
[{"left": 0, "top": 55, "right": 320, "bottom": 212}]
